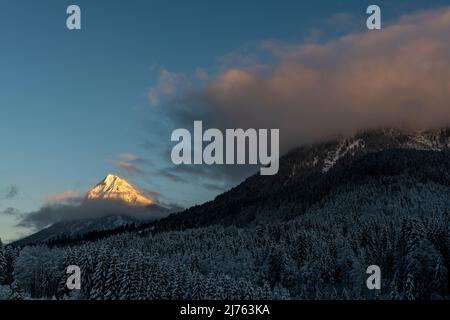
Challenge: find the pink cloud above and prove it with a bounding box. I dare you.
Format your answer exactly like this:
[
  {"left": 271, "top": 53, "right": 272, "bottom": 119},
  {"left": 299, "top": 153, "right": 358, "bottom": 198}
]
[
  {"left": 119, "top": 153, "right": 139, "bottom": 162},
  {"left": 176, "top": 7, "right": 450, "bottom": 151}
]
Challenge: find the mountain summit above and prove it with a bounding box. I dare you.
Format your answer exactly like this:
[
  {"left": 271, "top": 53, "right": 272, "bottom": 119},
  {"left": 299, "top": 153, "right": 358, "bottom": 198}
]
[
  {"left": 86, "top": 174, "right": 152, "bottom": 206},
  {"left": 14, "top": 175, "right": 171, "bottom": 247}
]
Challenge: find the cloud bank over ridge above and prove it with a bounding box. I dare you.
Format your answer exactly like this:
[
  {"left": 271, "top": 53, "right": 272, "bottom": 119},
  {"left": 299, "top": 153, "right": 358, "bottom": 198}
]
[{"left": 159, "top": 7, "right": 450, "bottom": 153}]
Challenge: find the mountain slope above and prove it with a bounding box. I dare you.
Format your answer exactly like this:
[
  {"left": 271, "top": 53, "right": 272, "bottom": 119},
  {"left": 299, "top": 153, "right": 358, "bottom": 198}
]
[
  {"left": 14, "top": 128, "right": 450, "bottom": 245},
  {"left": 12, "top": 214, "right": 141, "bottom": 247},
  {"left": 10, "top": 128, "right": 450, "bottom": 299},
  {"left": 151, "top": 128, "right": 450, "bottom": 231},
  {"left": 45, "top": 131, "right": 450, "bottom": 300}
]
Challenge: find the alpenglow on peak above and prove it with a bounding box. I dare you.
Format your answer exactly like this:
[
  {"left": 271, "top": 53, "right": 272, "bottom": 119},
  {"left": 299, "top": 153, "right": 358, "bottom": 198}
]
[{"left": 86, "top": 174, "right": 152, "bottom": 206}]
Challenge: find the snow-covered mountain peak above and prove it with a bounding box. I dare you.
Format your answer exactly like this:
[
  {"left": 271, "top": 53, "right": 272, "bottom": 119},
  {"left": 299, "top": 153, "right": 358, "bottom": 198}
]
[{"left": 86, "top": 174, "right": 152, "bottom": 206}]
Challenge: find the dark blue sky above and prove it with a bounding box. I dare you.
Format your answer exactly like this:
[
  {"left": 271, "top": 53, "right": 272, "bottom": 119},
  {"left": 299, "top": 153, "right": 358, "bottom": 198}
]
[{"left": 1, "top": 0, "right": 449, "bottom": 241}]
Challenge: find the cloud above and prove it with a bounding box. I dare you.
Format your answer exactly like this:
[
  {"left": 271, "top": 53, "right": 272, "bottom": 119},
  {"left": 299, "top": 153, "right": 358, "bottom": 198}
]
[
  {"left": 108, "top": 153, "right": 153, "bottom": 176},
  {"left": 118, "top": 153, "right": 139, "bottom": 162},
  {"left": 165, "top": 6, "right": 450, "bottom": 155},
  {"left": 143, "top": 190, "right": 161, "bottom": 202},
  {"left": 154, "top": 163, "right": 255, "bottom": 192},
  {"left": 158, "top": 201, "right": 184, "bottom": 213},
  {"left": 155, "top": 168, "right": 189, "bottom": 183},
  {"left": 0, "top": 207, "right": 20, "bottom": 216},
  {"left": 194, "top": 68, "right": 210, "bottom": 81},
  {"left": 2, "top": 185, "right": 18, "bottom": 199},
  {"left": 17, "top": 199, "right": 170, "bottom": 231},
  {"left": 148, "top": 68, "right": 190, "bottom": 106},
  {"left": 141, "top": 7, "right": 450, "bottom": 192},
  {"left": 202, "top": 183, "right": 227, "bottom": 192},
  {"left": 43, "top": 189, "right": 79, "bottom": 204},
  {"left": 113, "top": 161, "right": 142, "bottom": 174}
]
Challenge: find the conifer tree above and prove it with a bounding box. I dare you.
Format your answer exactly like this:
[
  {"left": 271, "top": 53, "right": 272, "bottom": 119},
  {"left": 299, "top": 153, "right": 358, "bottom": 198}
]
[{"left": 0, "top": 239, "right": 7, "bottom": 285}]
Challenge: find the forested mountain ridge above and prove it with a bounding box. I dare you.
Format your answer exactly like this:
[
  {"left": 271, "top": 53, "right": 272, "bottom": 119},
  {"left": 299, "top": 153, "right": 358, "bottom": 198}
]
[
  {"left": 2, "top": 128, "right": 450, "bottom": 300},
  {"left": 15, "top": 128, "right": 450, "bottom": 246},
  {"left": 13, "top": 215, "right": 145, "bottom": 247},
  {"left": 2, "top": 147, "right": 449, "bottom": 300},
  {"left": 151, "top": 128, "right": 450, "bottom": 231}
]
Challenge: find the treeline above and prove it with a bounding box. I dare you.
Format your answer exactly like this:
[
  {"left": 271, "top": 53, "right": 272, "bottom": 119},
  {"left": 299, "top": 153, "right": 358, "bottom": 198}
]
[
  {"left": 2, "top": 147, "right": 450, "bottom": 300},
  {"left": 16, "top": 149, "right": 450, "bottom": 248},
  {"left": 150, "top": 149, "right": 450, "bottom": 232},
  {"left": 1, "top": 178, "right": 449, "bottom": 299}
]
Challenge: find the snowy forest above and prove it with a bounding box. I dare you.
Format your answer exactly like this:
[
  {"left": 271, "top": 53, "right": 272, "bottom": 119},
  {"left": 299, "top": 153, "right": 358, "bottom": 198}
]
[
  {"left": 1, "top": 201, "right": 449, "bottom": 300},
  {"left": 1, "top": 147, "right": 450, "bottom": 300}
]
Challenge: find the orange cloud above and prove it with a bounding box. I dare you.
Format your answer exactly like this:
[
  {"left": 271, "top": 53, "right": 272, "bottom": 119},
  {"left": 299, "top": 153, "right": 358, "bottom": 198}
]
[
  {"left": 179, "top": 7, "right": 450, "bottom": 152},
  {"left": 119, "top": 153, "right": 139, "bottom": 162}
]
